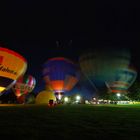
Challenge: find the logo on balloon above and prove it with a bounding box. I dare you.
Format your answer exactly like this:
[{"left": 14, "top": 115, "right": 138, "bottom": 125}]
[
  {"left": 0, "top": 64, "right": 17, "bottom": 75},
  {"left": 0, "top": 55, "right": 18, "bottom": 75}
]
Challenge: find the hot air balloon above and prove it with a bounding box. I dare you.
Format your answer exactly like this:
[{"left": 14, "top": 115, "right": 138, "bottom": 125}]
[
  {"left": 0, "top": 47, "right": 27, "bottom": 95},
  {"left": 12, "top": 75, "right": 36, "bottom": 103},
  {"left": 42, "top": 57, "right": 80, "bottom": 101},
  {"left": 35, "top": 90, "right": 56, "bottom": 104},
  {"left": 79, "top": 47, "right": 131, "bottom": 94},
  {"left": 106, "top": 67, "right": 137, "bottom": 94}
]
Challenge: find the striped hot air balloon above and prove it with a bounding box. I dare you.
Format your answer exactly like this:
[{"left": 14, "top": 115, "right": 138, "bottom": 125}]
[
  {"left": 42, "top": 57, "right": 80, "bottom": 101},
  {"left": 0, "top": 47, "right": 27, "bottom": 94},
  {"left": 106, "top": 67, "right": 137, "bottom": 94},
  {"left": 12, "top": 75, "right": 36, "bottom": 98}
]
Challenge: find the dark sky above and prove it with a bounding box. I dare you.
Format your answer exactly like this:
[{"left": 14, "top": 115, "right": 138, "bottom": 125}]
[{"left": 0, "top": 1, "right": 140, "bottom": 92}]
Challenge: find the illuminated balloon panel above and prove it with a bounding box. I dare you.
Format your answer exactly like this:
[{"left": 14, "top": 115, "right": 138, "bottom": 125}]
[
  {"left": 106, "top": 67, "right": 137, "bottom": 93},
  {"left": 13, "top": 75, "right": 36, "bottom": 97},
  {"left": 42, "top": 57, "right": 80, "bottom": 99},
  {"left": 35, "top": 90, "right": 56, "bottom": 104},
  {"left": 79, "top": 48, "right": 131, "bottom": 90},
  {"left": 0, "top": 47, "right": 27, "bottom": 93}
]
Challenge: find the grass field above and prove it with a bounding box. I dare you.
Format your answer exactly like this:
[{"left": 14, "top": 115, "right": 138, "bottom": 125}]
[{"left": 1, "top": 104, "right": 140, "bottom": 139}]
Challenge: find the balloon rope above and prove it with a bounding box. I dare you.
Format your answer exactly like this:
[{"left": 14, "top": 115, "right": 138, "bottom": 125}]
[{"left": 84, "top": 75, "right": 99, "bottom": 93}]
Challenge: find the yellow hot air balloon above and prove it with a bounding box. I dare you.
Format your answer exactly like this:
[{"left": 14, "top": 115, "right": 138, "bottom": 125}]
[
  {"left": 35, "top": 90, "right": 56, "bottom": 104},
  {"left": 0, "top": 47, "right": 27, "bottom": 94}
]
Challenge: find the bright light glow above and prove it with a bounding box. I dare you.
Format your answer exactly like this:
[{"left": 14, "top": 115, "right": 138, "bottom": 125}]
[
  {"left": 116, "top": 93, "right": 121, "bottom": 97},
  {"left": 76, "top": 95, "right": 81, "bottom": 101},
  {"left": 58, "top": 94, "right": 62, "bottom": 100},
  {"left": 0, "top": 87, "right": 6, "bottom": 92},
  {"left": 64, "top": 97, "right": 69, "bottom": 102}
]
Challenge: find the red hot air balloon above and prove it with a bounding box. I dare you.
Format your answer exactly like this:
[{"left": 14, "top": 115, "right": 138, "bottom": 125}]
[
  {"left": 42, "top": 57, "right": 80, "bottom": 101},
  {"left": 12, "top": 75, "right": 36, "bottom": 103}
]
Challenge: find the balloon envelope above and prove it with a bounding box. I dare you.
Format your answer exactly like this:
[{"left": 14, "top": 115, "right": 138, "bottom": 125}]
[
  {"left": 42, "top": 57, "right": 80, "bottom": 98},
  {"left": 12, "top": 75, "right": 36, "bottom": 97},
  {"left": 35, "top": 90, "right": 56, "bottom": 104},
  {"left": 106, "top": 67, "right": 137, "bottom": 93},
  {"left": 0, "top": 47, "right": 27, "bottom": 93},
  {"left": 79, "top": 47, "right": 131, "bottom": 91}
]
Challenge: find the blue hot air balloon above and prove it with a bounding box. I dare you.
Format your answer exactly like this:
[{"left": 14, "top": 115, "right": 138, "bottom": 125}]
[{"left": 42, "top": 57, "right": 80, "bottom": 100}]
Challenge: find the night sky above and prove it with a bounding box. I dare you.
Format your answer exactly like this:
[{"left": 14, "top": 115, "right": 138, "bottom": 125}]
[{"left": 0, "top": 1, "right": 140, "bottom": 93}]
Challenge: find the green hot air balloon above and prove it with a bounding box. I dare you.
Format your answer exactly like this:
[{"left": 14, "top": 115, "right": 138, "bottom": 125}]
[
  {"left": 106, "top": 67, "right": 137, "bottom": 94},
  {"left": 79, "top": 47, "right": 131, "bottom": 94}
]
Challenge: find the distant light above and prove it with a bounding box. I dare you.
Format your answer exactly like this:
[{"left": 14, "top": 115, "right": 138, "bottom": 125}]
[
  {"left": 64, "top": 97, "right": 69, "bottom": 102},
  {"left": 76, "top": 95, "right": 81, "bottom": 101},
  {"left": 116, "top": 93, "right": 121, "bottom": 97}
]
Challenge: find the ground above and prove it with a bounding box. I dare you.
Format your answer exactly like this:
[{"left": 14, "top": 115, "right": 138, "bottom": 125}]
[{"left": 0, "top": 104, "right": 140, "bottom": 139}]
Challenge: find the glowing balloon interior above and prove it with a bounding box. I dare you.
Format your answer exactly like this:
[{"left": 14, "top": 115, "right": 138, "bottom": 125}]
[{"left": 42, "top": 57, "right": 80, "bottom": 100}]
